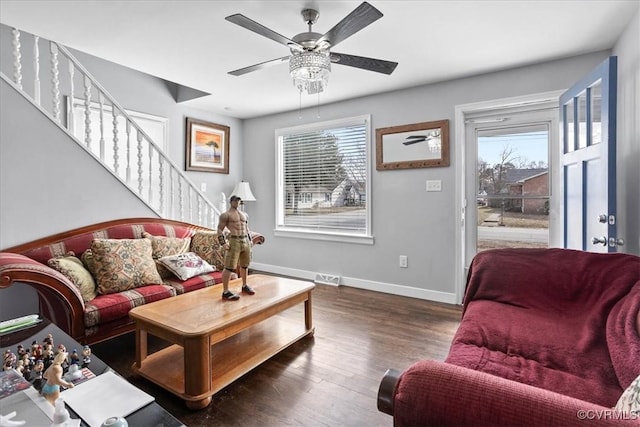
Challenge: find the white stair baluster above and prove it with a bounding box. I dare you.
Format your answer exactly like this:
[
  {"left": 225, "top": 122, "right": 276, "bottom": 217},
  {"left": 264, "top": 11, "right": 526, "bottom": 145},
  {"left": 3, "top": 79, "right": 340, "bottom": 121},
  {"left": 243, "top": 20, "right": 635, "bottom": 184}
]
[
  {"left": 158, "top": 155, "right": 164, "bottom": 214},
  {"left": 186, "top": 188, "right": 190, "bottom": 223},
  {"left": 202, "top": 204, "right": 208, "bottom": 228},
  {"left": 33, "top": 35, "right": 40, "bottom": 105},
  {"left": 83, "top": 76, "right": 92, "bottom": 149},
  {"left": 68, "top": 61, "right": 74, "bottom": 131},
  {"left": 99, "top": 93, "right": 105, "bottom": 161},
  {"left": 137, "top": 130, "right": 144, "bottom": 195},
  {"left": 148, "top": 143, "right": 153, "bottom": 205},
  {"left": 112, "top": 106, "right": 119, "bottom": 174},
  {"left": 169, "top": 168, "right": 175, "bottom": 219},
  {"left": 50, "top": 42, "right": 60, "bottom": 122},
  {"left": 11, "top": 28, "right": 22, "bottom": 90},
  {"left": 178, "top": 178, "right": 184, "bottom": 221},
  {"left": 126, "top": 121, "right": 131, "bottom": 184}
]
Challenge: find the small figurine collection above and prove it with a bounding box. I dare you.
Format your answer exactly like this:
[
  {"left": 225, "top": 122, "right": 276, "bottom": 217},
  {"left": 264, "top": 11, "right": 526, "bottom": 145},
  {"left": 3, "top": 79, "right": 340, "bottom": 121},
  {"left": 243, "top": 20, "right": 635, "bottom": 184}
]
[{"left": 2, "top": 333, "right": 91, "bottom": 405}]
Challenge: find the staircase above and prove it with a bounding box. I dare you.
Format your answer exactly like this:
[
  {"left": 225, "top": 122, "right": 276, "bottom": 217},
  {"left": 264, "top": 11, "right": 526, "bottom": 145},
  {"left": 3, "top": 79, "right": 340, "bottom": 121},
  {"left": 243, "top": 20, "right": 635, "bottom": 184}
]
[{"left": 1, "top": 26, "right": 220, "bottom": 229}]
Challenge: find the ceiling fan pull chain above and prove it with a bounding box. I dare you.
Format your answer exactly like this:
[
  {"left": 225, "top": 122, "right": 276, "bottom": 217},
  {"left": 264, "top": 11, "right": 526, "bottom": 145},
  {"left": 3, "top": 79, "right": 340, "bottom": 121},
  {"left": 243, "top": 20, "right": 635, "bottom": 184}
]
[
  {"left": 317, "top": 91, "right": 321, "bottom": 119},
  {"left": 298, "top": 90, "right": 302, "bottom": 119}
]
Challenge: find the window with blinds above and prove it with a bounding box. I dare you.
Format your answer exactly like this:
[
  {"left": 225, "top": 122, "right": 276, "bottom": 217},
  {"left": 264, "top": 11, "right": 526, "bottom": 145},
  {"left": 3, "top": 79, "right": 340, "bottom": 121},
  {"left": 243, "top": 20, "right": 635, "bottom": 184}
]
[{"left": 275, "top": 115, "right": 373, "bottom": 244}]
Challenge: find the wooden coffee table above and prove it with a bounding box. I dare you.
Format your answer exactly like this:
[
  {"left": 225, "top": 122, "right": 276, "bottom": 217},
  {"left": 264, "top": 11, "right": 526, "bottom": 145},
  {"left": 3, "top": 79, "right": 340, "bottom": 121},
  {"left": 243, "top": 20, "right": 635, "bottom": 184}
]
[{"left": 129, "top": 274, "right": 315, "bottom": 409}]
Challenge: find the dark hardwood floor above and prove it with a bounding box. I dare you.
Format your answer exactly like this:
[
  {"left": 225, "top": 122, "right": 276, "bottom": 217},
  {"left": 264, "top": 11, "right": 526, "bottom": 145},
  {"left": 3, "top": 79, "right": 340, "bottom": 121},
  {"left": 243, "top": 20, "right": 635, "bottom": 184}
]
[{"left": 92, "top": 281, "right": 462, "bottom": 427}]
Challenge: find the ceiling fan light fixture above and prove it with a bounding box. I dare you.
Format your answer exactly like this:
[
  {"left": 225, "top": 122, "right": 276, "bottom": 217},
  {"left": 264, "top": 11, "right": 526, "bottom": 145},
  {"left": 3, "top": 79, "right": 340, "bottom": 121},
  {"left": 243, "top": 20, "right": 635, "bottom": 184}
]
[
  {"left": 428, "top": 138, "right": 441, "bottom": 153},
  {"left": 289, "top": 50, "right": 331, "bottom": 94}
]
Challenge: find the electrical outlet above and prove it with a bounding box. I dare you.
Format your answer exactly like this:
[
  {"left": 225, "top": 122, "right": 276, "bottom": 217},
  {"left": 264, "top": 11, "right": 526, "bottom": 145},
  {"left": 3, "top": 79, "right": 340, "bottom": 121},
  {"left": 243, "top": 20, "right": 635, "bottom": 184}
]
[
  {"left": 426, "top": 180, "right": 442, "bottom": 192},
  {"left": 399, "top": 255, "right": 408, "bottom": 268}
]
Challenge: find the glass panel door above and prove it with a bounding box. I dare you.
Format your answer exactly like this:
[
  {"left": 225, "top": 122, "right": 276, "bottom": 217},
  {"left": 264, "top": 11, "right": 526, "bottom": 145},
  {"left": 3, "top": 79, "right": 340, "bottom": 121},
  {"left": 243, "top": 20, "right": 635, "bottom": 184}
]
[{"left": 476, "top": 124, "right": 550, "bottom": 251}]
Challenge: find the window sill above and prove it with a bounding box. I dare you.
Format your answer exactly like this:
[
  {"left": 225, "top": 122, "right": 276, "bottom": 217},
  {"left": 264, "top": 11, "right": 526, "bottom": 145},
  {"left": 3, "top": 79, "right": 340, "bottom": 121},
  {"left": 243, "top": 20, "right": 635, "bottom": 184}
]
[{"left": 273, "top": 228, "right": 374, "bottom": 245}]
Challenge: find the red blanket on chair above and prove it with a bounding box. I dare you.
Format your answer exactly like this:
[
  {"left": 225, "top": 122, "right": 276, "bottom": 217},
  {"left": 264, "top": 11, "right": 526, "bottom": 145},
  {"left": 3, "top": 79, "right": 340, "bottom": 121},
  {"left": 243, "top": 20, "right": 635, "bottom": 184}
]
[{"left": 446, "top": 248, "right": 640, "bottom": 407}]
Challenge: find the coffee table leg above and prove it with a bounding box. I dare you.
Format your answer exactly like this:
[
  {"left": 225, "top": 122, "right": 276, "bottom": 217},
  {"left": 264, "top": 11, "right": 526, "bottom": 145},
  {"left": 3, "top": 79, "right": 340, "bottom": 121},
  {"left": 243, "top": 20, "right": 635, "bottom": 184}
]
[
  {"left": 184, "top": 334, "right": 211, "bottom": 408},
  {"left": 135, "top": 326, "right": 147, "bottom": 368},
  {"left": 186, "top": 396, "right": 212, "bottom": 410},
  {"left": 305, "top": 292, "right": 313, "bottom": 333}
]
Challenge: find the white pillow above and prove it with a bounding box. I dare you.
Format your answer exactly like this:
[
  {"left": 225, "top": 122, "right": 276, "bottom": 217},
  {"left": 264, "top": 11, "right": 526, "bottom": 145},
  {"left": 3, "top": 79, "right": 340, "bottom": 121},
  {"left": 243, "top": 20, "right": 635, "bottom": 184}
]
[
  {"left": 157, "top": 252, "right": 215, "bottom": 281},
  {"left": 615, "top": 373, "right": 640, "bottom": 416}
]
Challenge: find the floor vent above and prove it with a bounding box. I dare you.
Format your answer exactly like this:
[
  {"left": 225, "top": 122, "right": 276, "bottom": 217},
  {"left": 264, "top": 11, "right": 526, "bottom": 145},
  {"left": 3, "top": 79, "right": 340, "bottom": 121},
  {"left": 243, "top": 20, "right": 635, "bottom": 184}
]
[{"left": 314, "top": 273, "right": 341, "bottom": 286}]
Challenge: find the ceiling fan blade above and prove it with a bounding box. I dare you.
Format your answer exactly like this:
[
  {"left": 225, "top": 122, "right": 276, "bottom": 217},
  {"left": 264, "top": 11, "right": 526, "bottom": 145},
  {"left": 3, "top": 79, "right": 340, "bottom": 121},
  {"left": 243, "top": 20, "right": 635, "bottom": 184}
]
[
  {"left": 225, "top": 14, "right": 303, "bottom": 50},
  {"left": 228, "top": 56, "right": 290, "bottom": 76},
  {"left": 403, "top": 140, "right": 424, "bottom": 146},
  {"left": 317, "top": 2, "right": 383, "bottom": 48},
  {"left": 330, "top": 52, "right": 398, "bottom": 75}
]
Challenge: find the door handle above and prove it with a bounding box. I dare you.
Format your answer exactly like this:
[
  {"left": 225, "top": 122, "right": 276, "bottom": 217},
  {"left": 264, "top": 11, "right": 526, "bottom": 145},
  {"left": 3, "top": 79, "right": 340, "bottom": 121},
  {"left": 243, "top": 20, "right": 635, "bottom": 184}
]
[
  {"left": 592, "top": 236, "right": 607, "bottom": 246},
  {"left": 609, "top": 237, "right": 624, "bottom": 247},
  {"left": 597, "top": 214, "right": 616, "bottom": 225}
]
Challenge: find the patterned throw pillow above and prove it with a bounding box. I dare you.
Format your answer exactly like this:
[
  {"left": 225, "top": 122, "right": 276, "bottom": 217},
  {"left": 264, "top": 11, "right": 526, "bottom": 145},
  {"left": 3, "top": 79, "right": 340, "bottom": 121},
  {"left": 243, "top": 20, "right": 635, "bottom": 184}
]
[
  {"left": 48, "top": 253, "right": 98, "bottom": 302},
  {"left": 142, "top": 232, "right": 191, "bottom": 258},
  {"left": 157, "top": 252, "right": 215, "bottom": 281},
  {"left": 81, "top": 249, "right": 96, "bottom": 276},
  {"left": 615, "top": 374, "right": 640, "bottom": 416},
  {"left": 142, "top": 232, "right": 192, "bottom": 278},
  {"left": 91, "top": 238, "right": 163, "bottom": 295},
  {"left": 190, "top": 231, "right": 226, "bottom": 271}
]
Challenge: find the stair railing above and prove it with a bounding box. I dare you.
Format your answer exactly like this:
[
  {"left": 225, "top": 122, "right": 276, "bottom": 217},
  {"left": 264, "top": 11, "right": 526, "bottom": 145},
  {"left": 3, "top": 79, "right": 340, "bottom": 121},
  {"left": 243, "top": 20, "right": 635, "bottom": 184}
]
[{"left": 4, "top": 27, "right": 220, "bottom": 229}]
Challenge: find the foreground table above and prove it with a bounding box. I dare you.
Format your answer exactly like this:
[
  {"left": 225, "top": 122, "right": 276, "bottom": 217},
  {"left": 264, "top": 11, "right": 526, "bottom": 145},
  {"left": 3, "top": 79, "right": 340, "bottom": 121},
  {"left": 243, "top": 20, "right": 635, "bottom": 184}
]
[
  {"left": 0, "top": 319, "right": 183, "bottom": 427},
  {"left": 130, "top": 274, "right": 315, "bottom": 409}
]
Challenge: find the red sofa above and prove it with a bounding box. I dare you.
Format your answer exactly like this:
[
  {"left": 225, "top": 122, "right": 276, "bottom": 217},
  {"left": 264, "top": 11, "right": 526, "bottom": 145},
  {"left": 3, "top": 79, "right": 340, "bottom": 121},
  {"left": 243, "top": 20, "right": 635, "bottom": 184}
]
[
  {"left": 0, "top": 218, "right": 264, "bottom": 345},
  {"left": 378, "top": 248, "right": 640, "bottom": 426}
]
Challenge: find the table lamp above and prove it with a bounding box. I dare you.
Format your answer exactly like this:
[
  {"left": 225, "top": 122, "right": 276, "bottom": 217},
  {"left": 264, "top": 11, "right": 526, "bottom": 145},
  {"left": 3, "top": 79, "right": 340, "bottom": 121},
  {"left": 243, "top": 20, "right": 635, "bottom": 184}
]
[{"left": 231, "top": 181, "right": 256, "bottom": 211}]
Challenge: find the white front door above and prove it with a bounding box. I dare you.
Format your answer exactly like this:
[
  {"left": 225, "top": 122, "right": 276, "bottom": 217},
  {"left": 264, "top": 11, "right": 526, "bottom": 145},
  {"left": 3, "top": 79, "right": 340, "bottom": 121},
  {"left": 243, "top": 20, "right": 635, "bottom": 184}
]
[{"left": 560, "top": 56, "right": 619, "bottom": 252}]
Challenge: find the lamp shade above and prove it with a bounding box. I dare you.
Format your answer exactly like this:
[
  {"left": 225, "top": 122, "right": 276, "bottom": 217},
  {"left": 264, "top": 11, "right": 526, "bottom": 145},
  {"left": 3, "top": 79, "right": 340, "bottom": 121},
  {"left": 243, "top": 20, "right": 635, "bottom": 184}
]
[{"left": 231, "top": 181, "right": 256, "bottom": 202}]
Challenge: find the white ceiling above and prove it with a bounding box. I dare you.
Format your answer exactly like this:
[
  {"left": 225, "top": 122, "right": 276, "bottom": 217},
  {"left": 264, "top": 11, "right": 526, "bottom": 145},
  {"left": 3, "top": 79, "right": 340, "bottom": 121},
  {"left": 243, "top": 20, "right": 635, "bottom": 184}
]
[{"left": 1, "top": 1, "right": 637, "bottom": 119}]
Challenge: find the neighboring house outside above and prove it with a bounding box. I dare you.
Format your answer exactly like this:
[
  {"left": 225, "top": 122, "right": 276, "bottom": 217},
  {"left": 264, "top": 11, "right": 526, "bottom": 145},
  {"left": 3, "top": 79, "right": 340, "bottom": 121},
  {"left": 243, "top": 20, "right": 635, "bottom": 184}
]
[
  {"left": 506, "top": 169, "right": 549, "bottom": 214},
  {"left": 286, "top": 184, "right": 332, "bottom": 209},
  {"left": 332, "top": 179, "right": 365, "bottom": 207},
  {"left": 285, "top": 178, "right": 365, "bottom": 209}
]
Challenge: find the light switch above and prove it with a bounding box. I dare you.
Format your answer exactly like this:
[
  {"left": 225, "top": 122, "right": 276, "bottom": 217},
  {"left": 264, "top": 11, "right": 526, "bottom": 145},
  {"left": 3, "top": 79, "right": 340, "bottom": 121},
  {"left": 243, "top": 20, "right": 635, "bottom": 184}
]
[
  {"left": 200, "top": 182, "right": 207, "bottom": 192},
  {"left": 399, "top": 255, "right": 408, "bottom": 268},
  {"left": 426, "top": 180, "right": 442, "bottom": 192}
]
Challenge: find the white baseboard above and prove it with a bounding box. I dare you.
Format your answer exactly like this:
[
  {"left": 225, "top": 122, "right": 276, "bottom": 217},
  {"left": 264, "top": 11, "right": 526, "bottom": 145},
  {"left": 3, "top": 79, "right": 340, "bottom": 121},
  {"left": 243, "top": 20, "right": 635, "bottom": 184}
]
[{"left": 250, "top": 262, "right": 458, "bottom": 305}]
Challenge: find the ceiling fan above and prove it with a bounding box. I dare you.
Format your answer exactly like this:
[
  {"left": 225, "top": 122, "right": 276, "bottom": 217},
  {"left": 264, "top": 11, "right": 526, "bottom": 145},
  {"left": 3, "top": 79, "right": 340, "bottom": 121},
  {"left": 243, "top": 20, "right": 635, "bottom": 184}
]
[
  {"left": 225, "top": 2, "right": 398, "bottom": 95},
  {"left": 404, "top": 131, "right": 442, "bottom": 153}
]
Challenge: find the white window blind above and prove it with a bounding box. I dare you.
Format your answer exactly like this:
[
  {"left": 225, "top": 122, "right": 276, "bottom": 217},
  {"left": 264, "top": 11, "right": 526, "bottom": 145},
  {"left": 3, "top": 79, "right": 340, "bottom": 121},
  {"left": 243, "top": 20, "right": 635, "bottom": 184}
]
[{"left": 275, "top": 115, "right": 372, "bottom": 244}]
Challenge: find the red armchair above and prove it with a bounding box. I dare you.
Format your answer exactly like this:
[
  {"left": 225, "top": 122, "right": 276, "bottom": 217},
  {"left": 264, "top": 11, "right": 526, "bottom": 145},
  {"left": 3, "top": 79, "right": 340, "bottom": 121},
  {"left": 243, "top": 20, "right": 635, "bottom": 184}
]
[{"left": 378, "top": 248, "right": 640, "bottom": 426}]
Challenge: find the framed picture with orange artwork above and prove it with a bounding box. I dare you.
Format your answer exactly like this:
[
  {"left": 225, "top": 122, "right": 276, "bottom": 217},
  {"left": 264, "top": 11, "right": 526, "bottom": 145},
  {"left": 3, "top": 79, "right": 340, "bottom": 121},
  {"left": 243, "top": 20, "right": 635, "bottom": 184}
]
[{"left": 185, "top": 117, "right": 230, "bottom": 173}]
